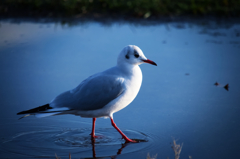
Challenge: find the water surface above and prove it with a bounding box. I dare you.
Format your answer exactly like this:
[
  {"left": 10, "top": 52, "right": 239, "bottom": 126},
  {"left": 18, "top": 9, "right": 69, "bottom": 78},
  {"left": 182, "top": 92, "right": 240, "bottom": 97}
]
[{"left": 0, "top": 19, "right": 240, "bottom": 159}]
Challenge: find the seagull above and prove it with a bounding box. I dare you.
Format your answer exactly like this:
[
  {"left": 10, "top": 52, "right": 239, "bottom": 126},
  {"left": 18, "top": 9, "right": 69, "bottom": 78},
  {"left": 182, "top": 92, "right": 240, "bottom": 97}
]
[{"left": 17, "top": 45, "right": 157, "bottom": 143}]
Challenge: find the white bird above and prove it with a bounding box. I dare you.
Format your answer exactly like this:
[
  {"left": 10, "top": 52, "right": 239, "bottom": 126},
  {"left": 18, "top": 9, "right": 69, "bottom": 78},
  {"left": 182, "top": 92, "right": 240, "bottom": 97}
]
[{"left": 17, "top": 45, "right": 157, "bottom": 143}]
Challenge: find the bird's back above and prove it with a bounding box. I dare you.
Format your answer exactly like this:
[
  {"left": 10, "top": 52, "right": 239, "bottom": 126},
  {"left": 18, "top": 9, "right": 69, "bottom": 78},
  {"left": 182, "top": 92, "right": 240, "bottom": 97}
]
[{"left": 50, "top": 66, "right": 126, "bottom": 111}]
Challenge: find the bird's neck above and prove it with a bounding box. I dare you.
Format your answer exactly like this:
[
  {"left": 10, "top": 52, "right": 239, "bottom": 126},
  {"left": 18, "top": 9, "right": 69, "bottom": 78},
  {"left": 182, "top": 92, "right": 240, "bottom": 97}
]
[{"left": 117, "top": 63, "right": 142, "bottom": 78}]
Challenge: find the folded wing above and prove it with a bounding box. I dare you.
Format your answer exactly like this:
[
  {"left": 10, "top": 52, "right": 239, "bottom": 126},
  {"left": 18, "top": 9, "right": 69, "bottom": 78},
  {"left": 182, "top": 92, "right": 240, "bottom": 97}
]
[{"left": 50, "top": 74, "right": 125, "bottom": 111}]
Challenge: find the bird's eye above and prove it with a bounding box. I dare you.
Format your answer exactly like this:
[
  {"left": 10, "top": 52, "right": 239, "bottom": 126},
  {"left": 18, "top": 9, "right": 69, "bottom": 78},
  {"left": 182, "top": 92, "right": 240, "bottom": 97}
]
[
  {"left": 134, "top": 52, "right": 139, "bottom": 58},
  {"left": 125, "top": 54, "right": 129, "bottom": 59}
]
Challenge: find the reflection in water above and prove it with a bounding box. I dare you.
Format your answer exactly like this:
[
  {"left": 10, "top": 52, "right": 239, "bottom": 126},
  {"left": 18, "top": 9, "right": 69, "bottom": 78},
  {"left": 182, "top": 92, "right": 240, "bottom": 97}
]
[
  {"left": 1, "top": 125, "right": 152, "bottom": 158},
  {"left": 88, "top": 137, "right": 130, "bottom": 159}
]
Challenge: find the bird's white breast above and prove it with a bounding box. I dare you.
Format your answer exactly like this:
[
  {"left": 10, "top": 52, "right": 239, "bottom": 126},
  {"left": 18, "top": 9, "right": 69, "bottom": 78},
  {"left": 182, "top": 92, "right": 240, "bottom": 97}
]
[{"left": 107, "top": 65, "right": 142, "bottom": 115}]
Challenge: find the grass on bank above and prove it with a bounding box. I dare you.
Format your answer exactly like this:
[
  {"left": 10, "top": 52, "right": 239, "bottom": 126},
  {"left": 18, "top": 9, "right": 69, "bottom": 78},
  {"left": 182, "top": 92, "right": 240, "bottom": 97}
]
[{"left": 1, "top": 0, "right": 240, "bottom": 18}]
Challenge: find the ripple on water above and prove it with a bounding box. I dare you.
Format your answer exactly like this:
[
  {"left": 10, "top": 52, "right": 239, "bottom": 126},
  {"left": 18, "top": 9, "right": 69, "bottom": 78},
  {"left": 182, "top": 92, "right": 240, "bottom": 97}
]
[{"left": 0, "top": 124, "right": 161, "bottom": 158}]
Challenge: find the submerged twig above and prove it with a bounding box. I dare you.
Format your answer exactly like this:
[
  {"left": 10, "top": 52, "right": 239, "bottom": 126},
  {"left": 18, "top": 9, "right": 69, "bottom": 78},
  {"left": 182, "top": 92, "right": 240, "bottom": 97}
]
[
  {"left": 55, "top": 153, "right": 61, "bottom": 159},
  {"left": 146, "top": 153, "right": 157, "bottom": 159},
  {"left": 171, "top": 139, "right": 183, "bottom": 159},
  {"left": 55, "top": 153, "right": 71, "bottom": 159}
]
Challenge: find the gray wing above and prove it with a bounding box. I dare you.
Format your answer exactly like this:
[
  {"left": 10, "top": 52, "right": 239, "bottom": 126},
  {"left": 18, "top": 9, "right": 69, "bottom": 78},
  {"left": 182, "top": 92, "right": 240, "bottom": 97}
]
[{"left": 50, "top": 74, "right": 125, "bottom": 111}]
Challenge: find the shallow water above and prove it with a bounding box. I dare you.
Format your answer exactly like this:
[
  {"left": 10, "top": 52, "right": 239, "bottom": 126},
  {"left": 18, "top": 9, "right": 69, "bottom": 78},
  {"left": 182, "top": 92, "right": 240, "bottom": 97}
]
[{"left": 0, "top": 19, "right": 240, "bottom": 159}]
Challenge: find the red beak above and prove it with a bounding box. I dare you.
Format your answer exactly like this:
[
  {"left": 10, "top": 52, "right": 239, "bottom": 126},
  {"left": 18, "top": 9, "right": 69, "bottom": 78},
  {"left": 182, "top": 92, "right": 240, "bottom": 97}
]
[{"left": 142, "top": 59, "right": 157, "bottom": 66}]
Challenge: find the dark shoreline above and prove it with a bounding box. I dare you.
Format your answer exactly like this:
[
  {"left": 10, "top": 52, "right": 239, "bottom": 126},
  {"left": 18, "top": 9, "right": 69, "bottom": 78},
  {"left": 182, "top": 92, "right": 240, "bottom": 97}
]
[
  {"left": 1, "top": 16, "right": 240, "bottom": 29},
  {"left": 1, "top": 0, "right": 240, "bottom": 21}
]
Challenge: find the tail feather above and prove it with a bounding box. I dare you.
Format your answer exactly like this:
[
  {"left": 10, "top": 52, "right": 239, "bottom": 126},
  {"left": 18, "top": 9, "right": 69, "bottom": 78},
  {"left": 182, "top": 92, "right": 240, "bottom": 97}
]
[
  {"left": 17, "top": 104, "right": 52, "bottom": 115},
  {"left": 35, "top": 112, "right": 60, "bottom": 118},
  {"left": 18, "top": 114, "right": 31, "bottom": 120},
  {"left": 17, "top": 104, "right": 70, "bottom": 119}
]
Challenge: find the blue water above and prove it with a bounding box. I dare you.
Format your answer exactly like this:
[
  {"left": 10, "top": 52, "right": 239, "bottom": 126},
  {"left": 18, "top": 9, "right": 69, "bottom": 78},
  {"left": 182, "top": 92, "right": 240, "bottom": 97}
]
[{"left": 0, "top": 19, "right": 240, "bottom": 159}]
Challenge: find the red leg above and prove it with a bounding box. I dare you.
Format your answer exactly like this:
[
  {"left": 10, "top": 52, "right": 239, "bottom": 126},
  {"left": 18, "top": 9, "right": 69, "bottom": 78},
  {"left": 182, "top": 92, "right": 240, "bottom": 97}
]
[
  {"left": 110, "top": 118, "right": 136, "bottom": 143},
  {"left": 90, "top": 118, "right": 96, "bottom": 138}
]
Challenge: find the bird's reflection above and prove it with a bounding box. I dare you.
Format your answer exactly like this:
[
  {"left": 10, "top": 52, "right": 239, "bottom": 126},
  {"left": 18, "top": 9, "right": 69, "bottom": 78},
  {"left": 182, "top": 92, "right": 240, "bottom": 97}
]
[{"left": 82, "top": 137, "right": 134, "bottom": 159}]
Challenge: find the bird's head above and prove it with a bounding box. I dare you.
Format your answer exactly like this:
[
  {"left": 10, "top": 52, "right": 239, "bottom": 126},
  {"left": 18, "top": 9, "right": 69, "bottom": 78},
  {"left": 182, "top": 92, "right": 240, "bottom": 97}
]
[{"left": 117, "top": 45, "right": 157, "bottom": 66}]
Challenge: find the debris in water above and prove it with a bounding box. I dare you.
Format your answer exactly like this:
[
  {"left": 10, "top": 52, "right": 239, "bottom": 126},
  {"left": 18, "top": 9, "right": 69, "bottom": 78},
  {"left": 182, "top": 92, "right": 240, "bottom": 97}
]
[{"left": 224, "top": 84, "right": 229, "bottom": 91}]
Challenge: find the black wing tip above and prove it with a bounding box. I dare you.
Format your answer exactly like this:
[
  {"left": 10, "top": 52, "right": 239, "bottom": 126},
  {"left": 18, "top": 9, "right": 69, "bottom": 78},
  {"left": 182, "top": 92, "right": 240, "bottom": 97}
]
[
  {"left": 17, "top": 103, "right": 52, "bottom": 115},
  {"left": 17, "top": 111, "right": 25, "bottom": 115}
]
